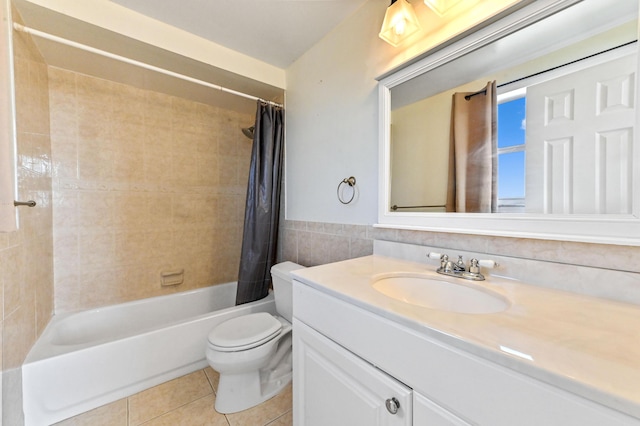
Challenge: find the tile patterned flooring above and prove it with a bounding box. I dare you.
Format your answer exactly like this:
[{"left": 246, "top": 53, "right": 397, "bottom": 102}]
[{"left": 54, "top": 367, "right": 293, "bottom": 426}]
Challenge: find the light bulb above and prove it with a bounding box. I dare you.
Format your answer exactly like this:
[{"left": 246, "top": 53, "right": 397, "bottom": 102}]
[
  {"left": 393, "top": 18, "right": 406, "bottom": 35},
  {"left": 379, "top": 0, "right": 422, "bottom": 47}
]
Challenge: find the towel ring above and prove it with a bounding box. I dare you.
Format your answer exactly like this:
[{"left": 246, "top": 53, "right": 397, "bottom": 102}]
[{"left": 337, "top": 176, "right": 356, "bottom": 204}]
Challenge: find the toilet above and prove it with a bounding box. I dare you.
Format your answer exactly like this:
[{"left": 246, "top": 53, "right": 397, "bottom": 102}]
[{"left": 206, "top": 261, "right": 304, "bottom": 414}]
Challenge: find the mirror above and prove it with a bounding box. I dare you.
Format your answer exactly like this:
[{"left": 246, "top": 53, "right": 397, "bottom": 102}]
[{"left": 378, "top": 0, "right": 640, "bottom": 245}]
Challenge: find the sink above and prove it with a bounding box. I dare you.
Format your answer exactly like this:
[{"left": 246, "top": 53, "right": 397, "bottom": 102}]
[{"left": 372, "top": 273, "right": 509, "bottom": 314}]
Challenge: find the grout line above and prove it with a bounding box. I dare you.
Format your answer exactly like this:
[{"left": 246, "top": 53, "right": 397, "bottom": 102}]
[
  {"left": 136, "top": 394, "right": 216, "bottom": 426},
  {"left": 263, "top": 408, "right": 292, "bottom": 426},
  {"left": 203, "top": 367, "right": 218, "bottom": 395},
  {"left": 130, "top": 370, "right": 215, "bottom": 426}
]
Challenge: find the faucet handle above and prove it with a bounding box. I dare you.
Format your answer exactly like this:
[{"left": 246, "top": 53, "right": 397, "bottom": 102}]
[
  {"left": 478, "top": 259, "right": 499, "bottom": 269},
  {"left": 427, "top": 252, "right": 448, "bottom": 270},
  {"left": 427, "top": 252, "right": 443, "bottom": 260},
  {"left": 468, "top": 258, "right": 499, "bottom": 276}
]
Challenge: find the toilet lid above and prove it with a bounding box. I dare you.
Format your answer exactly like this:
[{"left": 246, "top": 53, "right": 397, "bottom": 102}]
[{"left": 208, "top": 312, "right": 282, "bottom": 351}]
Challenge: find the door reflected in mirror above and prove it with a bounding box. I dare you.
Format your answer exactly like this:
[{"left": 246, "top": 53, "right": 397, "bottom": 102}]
[{"left": 387, "top": 0, "right": 637, "bottom": 215}]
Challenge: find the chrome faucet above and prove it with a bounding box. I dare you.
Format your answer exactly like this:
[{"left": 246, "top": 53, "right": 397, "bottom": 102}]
[{"left": 427, "top": 252, "right": 498, "bottom": 281}]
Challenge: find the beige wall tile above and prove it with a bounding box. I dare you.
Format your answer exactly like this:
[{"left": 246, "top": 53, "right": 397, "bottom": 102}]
[
  {"left": 3, "top": 9, "right": 54, "bottom": 421},
  {"left": 279, "top": 229, "right": 298, "bottom": 264},
  {"left": 50, "top": 69, "right": 253, "bottom": 312},
  {"left": 280, "top": 218, "right": 640, "bottom": 305},
  {"left": 2, "top": 245, "right": 21, "bottom": 315},
  {"left": 349, "top": 237, "right": 374, "bottom": 259},
  {"left": 3, "top": 308, "right": 33, "bottom": 370}
]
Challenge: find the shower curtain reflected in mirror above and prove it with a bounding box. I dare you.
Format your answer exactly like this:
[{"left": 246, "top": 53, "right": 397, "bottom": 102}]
[
  {"left": 236, "top": 101, "right": 285, "bottom": 305},
  {"left": 446, "top": 81, "right": 497, "bottom": 213}
]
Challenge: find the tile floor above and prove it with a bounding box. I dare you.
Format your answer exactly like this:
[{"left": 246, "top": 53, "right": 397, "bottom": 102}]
[{"left": 54, "top": 367, "right": 293, "bottom": 426}]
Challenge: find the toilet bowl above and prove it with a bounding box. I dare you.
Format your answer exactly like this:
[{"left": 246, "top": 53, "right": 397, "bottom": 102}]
[{"left": 206, "top": 261, "right": 304, "bottom": 414}]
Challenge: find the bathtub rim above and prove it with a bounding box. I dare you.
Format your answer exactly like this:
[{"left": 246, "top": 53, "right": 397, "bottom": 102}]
[
  {"left": 22, "top": 285, "right": 277, "bottom": 426},
  {"left": 25, "top": 283, "right": 273, "bottom": 363}
]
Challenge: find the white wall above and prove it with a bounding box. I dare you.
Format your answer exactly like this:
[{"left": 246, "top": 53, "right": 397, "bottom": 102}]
[
  {"left": 284, "top": 0, "right": 387, "bottom": 225},
  {"left": 284, "top": 0, "right": 520, "bottom": 224}
]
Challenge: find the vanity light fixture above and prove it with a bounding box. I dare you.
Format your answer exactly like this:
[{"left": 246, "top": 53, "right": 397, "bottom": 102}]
[
  {"left": 379, "top": 0, "right": 421, "bottom": 47},
  {"left": 423, "top": 0, "right": 462, "bottom": 16}
]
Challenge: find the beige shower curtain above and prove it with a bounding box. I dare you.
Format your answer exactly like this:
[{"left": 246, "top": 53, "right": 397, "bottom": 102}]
[{"left": 446, "top": 81, "right": 497, "bottom": 213}]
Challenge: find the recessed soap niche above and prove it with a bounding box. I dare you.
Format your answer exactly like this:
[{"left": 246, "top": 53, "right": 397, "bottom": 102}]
[{"left": 160, "top": 269, "right": 184, "bottom": 287}]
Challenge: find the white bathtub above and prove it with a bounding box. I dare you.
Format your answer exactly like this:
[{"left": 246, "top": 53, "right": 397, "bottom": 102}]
[{"left": 22, "top": 282, "right": 276, "bottom": 426}]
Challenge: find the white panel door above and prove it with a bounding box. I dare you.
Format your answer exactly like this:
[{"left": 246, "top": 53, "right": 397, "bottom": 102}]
[
  {"left": 526, "top": 53, "right": 636, "bottom": 213},
  {"left": 293, "top": 320, "right": 412, "bottom": 426}
]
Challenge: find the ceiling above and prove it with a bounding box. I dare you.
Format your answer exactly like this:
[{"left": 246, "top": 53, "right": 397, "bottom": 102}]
[
  {"left": 13, "top": 0, "right": 371, "bottom": 113},
  {"left": 108, "top": 0, "right": 370, "bottom": 69}
]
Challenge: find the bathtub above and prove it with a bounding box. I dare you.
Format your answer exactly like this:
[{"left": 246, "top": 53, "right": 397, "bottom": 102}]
[{"left": 22, "top": 282, "right": 276, "bottom": 426}]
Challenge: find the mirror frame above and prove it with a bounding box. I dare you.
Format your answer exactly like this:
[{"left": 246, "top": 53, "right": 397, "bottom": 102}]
[{"left": 377, "top": 0, "right": 640, "bottom": 246}]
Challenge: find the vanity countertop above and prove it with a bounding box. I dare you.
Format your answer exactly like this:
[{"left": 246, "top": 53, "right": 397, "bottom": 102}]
[{"left": 291, "top": 255, "right": 640, "bottom": 419}]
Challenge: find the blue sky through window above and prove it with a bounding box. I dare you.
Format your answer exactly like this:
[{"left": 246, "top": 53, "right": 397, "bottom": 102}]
[{"left": 497, "top": 97, "right": 526, "bottom": 199}]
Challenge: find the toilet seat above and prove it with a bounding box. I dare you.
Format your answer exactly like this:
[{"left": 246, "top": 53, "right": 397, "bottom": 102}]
[{"left": 208, "top": 312, "right": 282, "bottom": 352}]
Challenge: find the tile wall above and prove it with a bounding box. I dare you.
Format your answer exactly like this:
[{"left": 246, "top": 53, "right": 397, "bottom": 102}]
[
  {"left": 278, "top": 220, "right": 374, "bottom": 266},
  {"left": 278, "top": 220, "right": 640, "bottom": 303},
  {"left": 48, "top": 68, "right": 255, "bottom": 312},
  {"left": 1, "top": 9, "right": 54, "bottom": 424}
]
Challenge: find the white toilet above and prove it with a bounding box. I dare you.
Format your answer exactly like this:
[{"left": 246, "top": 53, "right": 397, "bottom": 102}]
[{"left": 206, "top": 261, "right": 304, "bottom": 414}]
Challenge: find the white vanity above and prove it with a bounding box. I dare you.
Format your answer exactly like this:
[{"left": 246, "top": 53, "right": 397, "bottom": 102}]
[{"left": 291, "top": 244, "right": 640, "bottom": 425}]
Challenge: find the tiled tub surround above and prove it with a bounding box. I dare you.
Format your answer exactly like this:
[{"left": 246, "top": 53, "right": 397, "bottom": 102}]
[
  {"left": 49, "top": 67, "right": 254, "bottom": 312},
  {"left": 2, "top": 8, "right": 55, "bottom": 425},
  {"left": 292, "top": 249, "right": 640, "bottom": 422}
]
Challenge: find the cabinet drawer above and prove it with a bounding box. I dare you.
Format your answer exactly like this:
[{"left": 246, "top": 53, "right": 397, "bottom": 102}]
[{"left": 294, "top": 320, "right": 412, "bottom": 426}]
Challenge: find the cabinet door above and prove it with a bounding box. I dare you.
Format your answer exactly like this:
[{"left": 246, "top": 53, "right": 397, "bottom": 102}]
[
  {"left": 414, "top": 392, "right": 472, "bottom": 426},
  {"left": 294, "top": 320, "right": 412, "bottom": 426}
]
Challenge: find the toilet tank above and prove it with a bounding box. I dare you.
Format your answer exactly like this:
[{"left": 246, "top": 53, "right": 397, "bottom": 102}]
[{"left": 270, "top": 261, "right": 304, "bottom": 322}]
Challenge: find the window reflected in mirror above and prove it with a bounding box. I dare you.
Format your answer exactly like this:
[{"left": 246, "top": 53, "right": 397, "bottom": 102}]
[{"left": 497, "top": 92, "right": 525, "bottom": 213}]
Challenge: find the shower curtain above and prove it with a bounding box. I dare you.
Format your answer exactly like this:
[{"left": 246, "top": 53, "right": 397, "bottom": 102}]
[
  {"left": 446, "top": 81, "right": 497, "bottom": 213},
  {"left": 236, "top": 101, "right": 285, "bottom": 305}
]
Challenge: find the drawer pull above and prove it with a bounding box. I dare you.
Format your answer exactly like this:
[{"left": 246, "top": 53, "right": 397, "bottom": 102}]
[{"left": 385, "top": 397, "right": 400, "bottom": 415}]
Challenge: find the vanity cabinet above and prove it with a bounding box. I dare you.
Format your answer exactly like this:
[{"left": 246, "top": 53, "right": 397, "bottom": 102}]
[
  {"left": 294, "top": 318, "right": 472, "bottom": 425},
  {"left": 294, "top": 320, "right": 413, "bottom": 426},
  {"left": 292, "top": 278, "right": 640, "bottom": 426}
]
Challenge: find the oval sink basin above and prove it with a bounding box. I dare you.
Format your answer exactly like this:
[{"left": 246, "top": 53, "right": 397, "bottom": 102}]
[{"left": 372, "top": 274, "right": 509, "bottom": 314}]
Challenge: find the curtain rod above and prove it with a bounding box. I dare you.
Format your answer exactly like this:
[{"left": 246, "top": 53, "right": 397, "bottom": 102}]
[
  {"left": 13, "top": 23, "right": 283, "bottom": 108},
  {"left": 464, "top": 40, "right": 638, "bottom": 101},
  {"left": 390, "top": 204, "right": 445, "bottom": 210}
]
